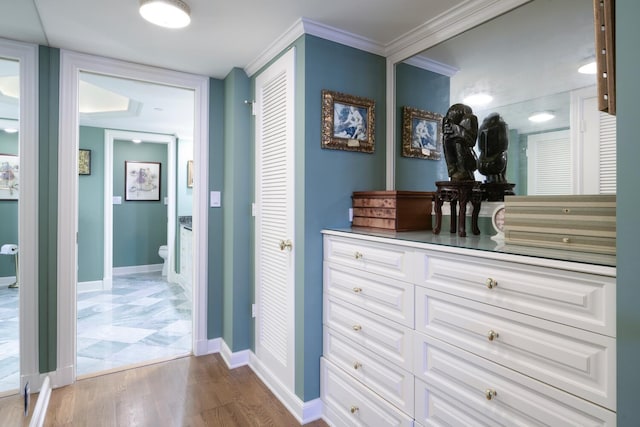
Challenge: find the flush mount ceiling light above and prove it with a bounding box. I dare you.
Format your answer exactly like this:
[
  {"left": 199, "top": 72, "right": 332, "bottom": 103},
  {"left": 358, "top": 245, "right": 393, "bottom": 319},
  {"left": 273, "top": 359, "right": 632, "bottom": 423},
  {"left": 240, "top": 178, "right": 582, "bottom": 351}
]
[
  {"left": 528, "top": 111, "right": 555, "bottom": 123},
  {"left": 578, "top": 61, "right": 597, "bottom": 74},
  {"left": 132, "top": 138, "right": 142, "bottom": 143},
  {"left": 463, "top": 93, "right": 493, "bottom": 107},
  {"left": 139, "top": 0, "right": 191, "bottom": 29}
]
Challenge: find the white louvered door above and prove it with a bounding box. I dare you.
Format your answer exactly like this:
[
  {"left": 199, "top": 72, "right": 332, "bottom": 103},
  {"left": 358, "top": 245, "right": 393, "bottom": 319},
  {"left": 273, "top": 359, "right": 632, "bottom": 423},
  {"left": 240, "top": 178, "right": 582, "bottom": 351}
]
[{"left": 254, "top": 47, "right": 296, "bottom": 390}]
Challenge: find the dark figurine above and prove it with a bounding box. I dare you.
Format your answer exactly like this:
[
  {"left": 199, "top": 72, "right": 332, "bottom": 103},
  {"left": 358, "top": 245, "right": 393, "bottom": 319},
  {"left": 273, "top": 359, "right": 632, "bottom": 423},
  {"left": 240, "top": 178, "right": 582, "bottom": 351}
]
[
  {"left": 442, "top": 103, "right": 478, "bottom": 181},
  {"left": 477, "top": 112, "right": 509, "bottom": 183}
]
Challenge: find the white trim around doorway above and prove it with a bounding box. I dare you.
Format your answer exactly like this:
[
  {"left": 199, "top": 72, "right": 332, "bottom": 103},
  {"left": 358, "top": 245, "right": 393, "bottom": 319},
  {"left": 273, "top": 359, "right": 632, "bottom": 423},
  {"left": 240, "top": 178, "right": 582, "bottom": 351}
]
[{"left": 56, "top": 50, "right": 209, "bottom": 387}]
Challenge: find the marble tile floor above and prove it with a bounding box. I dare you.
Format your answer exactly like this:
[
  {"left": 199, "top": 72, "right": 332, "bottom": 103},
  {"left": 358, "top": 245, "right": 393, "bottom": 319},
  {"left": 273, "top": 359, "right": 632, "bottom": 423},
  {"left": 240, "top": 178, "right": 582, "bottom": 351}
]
[{"left": 0, "top": 272, "right": 191, "bottom": 394}]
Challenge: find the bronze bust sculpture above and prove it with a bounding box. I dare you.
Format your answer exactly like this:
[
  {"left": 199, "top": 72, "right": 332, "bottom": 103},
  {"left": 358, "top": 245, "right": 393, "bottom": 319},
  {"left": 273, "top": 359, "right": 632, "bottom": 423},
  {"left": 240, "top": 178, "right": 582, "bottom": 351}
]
[{"left": 442, "top": 103, "right": 478, "bottom": 181}]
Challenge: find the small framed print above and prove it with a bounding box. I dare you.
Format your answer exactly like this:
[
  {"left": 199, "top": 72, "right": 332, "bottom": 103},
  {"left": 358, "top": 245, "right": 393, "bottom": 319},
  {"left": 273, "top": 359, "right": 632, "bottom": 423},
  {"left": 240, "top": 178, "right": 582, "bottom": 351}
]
[
  {"left": 79, "top": 149, "right": 91, "bottom": 175},
  {"left": 125, "top": 161, "right": 161, "bottom": 201},
  {"left": 401, "top": 106, "right": 443, "bottom": 160},
  {"left": 0, "top": 154, "right": 18, "bottom": 200},
  {"left": 321, "top": 89, "right": 375, "bottom": 153}
]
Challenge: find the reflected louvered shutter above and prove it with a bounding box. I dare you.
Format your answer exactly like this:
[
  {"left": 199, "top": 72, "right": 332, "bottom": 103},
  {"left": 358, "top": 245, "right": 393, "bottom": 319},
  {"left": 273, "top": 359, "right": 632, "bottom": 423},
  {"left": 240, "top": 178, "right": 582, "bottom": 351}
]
[
  {"left": 254, "top": 48, "right": 295, "bottom": 390},
  {"left": 527, "top": 130, "right": 572, "bottom": 195},
  {"left": 599, "top": 112, "right": 616, "bottom": 194}
]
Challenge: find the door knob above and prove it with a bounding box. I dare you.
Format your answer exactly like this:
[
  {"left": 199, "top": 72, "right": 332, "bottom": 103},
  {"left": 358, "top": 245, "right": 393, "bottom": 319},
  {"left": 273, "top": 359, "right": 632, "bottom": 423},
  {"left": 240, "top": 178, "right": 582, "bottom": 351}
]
[
  {"left": 485, "top": 389, "right": 497, "bottom": 400},
  {"left": 487, "top": 330, "right": 499, "bottom": 341},
  {"left": 279, "top": 239, "right": 293, "bottom": 251}
]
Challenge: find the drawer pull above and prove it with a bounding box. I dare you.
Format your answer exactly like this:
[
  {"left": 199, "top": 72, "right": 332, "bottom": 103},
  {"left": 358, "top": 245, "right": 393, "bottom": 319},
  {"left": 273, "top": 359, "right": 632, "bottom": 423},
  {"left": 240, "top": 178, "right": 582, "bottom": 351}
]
[
  {"left": 354, "top": 251, "right": 363, "bottom": 259},
  {"left": 485, "top": 278, "right": 498, "bottom": 289},
  {"left": 352, "top": 287, "right": 363, "bottom": 294},
  {"left": 485, "top": 389, "right": 497, "bottom": 400},
  {"left": 562, "top": 237, "right": 570, "bottom": 243},
  {"left": 353, "top": 361, "right": 362, "bottom": 370},
  {"left": 487, "top": 330, "right": 499, "bottom": 341},
  {"left": 562, "top": 208, "right": 571, "bottom": 214},
  {"left": 350, "top": 406, "right": 359, "bottom": 414},
  {"left": 352, "top": 324, "right": 362, "bottom": 332}
]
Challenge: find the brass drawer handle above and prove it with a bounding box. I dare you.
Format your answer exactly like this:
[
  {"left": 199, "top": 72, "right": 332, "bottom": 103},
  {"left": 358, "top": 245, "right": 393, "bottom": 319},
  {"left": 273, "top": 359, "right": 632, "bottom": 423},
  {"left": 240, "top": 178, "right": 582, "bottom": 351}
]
[
  {"left": 562, "top": 208, "right": 571, "bottom": 214},
  {"left": 352, "top": 287, "right": 363, "bottom": 293},
  {"left": 562, "top": 237, "right": 570, "bottom": 243},
  {"left": 354, "top": 251, "right": 363, "bottom": 259},
  {"left": 350, "top": 406, "right": 359, "bottom": 414},
  {"left": 279, "top": 239, "right": 293, "bottom": 251},
  {"left": 485, "top": 389, "right": 497, "bottom": 400},
  {"left": 353, "top": 361, "right": 362, "bottom": 370},
  {"left": 485, "top": 278, "right": 498, "bottom": 289},
  {"left": 352, "top": 324, "right": 362, "bottom": 332},
  {"left": 487, "top": 330, "right": 499, "bottom": 341}
]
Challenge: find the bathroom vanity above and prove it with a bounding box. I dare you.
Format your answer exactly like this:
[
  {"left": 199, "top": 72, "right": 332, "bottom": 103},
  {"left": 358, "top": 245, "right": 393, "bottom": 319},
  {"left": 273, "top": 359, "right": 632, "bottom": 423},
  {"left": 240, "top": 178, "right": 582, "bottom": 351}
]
[{"left": 320, "top": 228, "right": 616, "bottom": 426}]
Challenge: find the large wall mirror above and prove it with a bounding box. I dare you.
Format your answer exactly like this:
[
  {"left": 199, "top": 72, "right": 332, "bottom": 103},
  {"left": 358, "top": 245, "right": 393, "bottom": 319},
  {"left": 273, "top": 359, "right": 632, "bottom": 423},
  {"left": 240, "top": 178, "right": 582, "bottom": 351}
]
[{"left": 393, "top": 0, "right": 616, "bottom": 196}]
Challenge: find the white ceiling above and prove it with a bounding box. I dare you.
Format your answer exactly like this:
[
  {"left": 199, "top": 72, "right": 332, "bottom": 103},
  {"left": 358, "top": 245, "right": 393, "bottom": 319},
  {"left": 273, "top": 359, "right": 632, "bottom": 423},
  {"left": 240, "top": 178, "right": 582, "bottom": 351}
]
[{"left": 0, "top": 0, "right": 596, "bottom": 139}]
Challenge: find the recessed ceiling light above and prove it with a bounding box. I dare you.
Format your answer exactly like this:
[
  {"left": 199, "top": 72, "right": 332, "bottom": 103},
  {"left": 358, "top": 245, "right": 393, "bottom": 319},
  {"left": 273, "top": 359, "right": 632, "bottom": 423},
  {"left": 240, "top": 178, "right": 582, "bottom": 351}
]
[
  {"left": 463, "top": 93, "right": 493, "bottom": 106},
  {"left": 3, "top": 128, "right": 18, "bottom": 133},
  {"left": 139, "top": 0, "right": 191, "bottom": 29},
  {"left": 132, "top": 138, "right": 142, "bottom": 143},
  {"left": 528, "top": 111, "right": 555, "bottom": 123},
  {"left": 578, "top": 61, "right": 597, "bottom": 74}
]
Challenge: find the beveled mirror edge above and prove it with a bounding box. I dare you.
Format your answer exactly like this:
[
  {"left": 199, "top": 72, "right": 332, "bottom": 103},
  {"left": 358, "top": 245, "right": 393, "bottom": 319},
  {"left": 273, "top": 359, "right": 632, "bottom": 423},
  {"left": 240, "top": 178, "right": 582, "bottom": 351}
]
[{"left": 385, "top": 0, "right": 531, "bottom": 190}]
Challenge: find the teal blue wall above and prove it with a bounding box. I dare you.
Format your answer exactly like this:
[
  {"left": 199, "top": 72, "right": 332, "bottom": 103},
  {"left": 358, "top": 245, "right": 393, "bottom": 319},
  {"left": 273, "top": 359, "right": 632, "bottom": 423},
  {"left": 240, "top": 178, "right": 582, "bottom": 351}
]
[
  {"left": 78, "top": 126, "right": 104, "bottom": 282},
  {"left": 395, "top": 62, "right": 449, "bottom": 190},
  {"left": 222, "top": 68, "right": 252, "bottom": 351},
  {"left": 38, "top": 46, "right": 59, "bottom": 372},
  {"left": 300, "top": 34, "right": 386, "bottom": 400},
  {"left": 208, "top": 77, "right": 225, "bottom": 339},
  {"left": 112, "top": 140, "right": 167, "bottom": 267},
  {"left": 615, "top": 0, "right": 640, "bottom": 424},
  {"left": 0, "top": 131, "right": 18, "bottom": 277}
]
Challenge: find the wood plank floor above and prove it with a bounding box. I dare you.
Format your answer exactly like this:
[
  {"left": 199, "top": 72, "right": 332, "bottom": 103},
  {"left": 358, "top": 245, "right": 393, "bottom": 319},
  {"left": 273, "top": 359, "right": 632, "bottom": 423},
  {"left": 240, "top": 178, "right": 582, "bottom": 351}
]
[{"left": 0, "top": 354, "right": 328, "bottom": 426}]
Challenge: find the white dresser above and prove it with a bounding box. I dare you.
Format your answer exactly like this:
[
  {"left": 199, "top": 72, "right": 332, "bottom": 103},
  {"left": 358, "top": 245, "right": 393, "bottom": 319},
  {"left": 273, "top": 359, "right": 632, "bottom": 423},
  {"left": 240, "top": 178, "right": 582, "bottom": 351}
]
[{"left": 321, "top": 230, "right": 616, "bottom": 426}]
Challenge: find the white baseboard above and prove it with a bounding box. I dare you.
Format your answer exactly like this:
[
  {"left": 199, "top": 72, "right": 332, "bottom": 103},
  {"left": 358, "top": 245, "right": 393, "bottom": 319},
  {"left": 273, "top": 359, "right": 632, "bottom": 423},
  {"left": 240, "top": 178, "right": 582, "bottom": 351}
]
[
  {"left": 249, "top": 352, "right": 323, "bottom": 424},
  {"left": 220, "top": 340, "right": 251, "bottom": 369},
  {"left": 77, "top": 280, "right": 104, "bottom": 292},
  {"left": 197, "top": 337, "right": 221, "bottom": 356},
  {"left": 112, "top": 264, "right": 162, "bottom": 276}
]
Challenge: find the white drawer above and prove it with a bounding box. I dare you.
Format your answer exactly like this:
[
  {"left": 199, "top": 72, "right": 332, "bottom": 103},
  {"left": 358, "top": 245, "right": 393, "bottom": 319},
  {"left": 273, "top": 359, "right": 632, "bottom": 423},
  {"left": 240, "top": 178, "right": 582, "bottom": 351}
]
[
  {"left": 324, "top": 261, "right": 414, "bottom": 328},
  {"left": 324, "top": 235, "right": 412, "bottom": 281},
  {"left": 324, "top": 294, "right": 413, "bottom": 371},
  {"left": 415, "top": 287, "right": 616, "bottom": 410},
  {"left": 321, "top": 358, "right": 414, "bottom": 427},
  {"left": 323, "top": 327, "right": 414, "bottom": 416},
  {"left": 415, "top": 251, "right": 615, "bottom": 337},
  {"left": 414, "top": 334, "right": 616, "bottom": 426}
]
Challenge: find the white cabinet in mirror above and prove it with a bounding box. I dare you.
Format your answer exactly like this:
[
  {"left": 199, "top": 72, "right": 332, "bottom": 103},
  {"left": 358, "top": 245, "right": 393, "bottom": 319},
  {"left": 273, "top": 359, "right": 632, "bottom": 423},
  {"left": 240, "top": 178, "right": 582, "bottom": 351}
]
[{"left": 393, "top": 0, "right": 616, "bottom": 196}]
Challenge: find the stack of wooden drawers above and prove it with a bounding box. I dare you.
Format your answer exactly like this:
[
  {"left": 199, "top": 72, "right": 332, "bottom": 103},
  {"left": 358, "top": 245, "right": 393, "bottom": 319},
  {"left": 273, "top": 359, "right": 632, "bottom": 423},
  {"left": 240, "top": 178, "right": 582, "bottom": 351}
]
[
  {"left": 503, "top": 194, "right": 616, "bottom": 255},
  {"left": 321, "top": 230, "right": 617, "bottom": 426},
  {"left": 351, "top": 190, "right": 434, "bottom": 231}
]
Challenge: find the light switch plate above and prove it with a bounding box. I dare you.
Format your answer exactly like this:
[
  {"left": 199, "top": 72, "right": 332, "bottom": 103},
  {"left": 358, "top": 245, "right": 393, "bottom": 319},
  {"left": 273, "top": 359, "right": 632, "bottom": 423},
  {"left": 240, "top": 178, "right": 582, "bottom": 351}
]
[
  {"left": 112, "top": 196, "right": 122, "bottom": 205},
  {"left": 210, "top": 191, "right": 221, "bottom": 207}
]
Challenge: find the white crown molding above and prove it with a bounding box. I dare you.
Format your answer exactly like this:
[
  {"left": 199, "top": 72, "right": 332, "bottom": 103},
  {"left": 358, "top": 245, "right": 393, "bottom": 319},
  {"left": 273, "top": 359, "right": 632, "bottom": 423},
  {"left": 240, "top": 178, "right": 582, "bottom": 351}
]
[
  {"left": 244, "top": 17, "right": 385, "bottom": 77},
  {"left": 385, "top": 0, "right": 530, "bottom": 64},
  {"left": 403, "top": 55, "right": 459, "bottom": 77}
]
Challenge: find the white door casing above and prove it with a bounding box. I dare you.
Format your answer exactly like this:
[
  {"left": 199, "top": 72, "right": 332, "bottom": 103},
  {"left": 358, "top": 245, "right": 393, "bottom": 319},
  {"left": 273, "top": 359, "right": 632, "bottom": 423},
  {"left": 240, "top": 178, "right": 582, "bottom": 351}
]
[
  {"left": 57, "top": 50, "right": 209, "bottom": 387},
  {"left": 254, "top": 47, "right": 296, "bottom": 391}
]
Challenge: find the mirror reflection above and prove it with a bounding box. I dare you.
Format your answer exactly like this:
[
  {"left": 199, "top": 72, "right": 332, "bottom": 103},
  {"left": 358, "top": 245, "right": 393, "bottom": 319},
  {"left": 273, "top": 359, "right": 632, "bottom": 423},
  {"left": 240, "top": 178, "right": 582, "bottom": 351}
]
[{"left": 395, "top": 0, "right": 616, "bottom": 196}]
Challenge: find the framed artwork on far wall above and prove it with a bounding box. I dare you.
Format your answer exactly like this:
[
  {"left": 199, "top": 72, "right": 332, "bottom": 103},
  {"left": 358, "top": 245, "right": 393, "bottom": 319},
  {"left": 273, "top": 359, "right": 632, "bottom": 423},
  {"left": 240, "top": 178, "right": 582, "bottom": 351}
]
[
  {"left": 401, "top": 106, "right": 443, "bottom": 160},
  {"left": 125, "top": 161, "right": 161, "bottom": 201},
  {"left": 187, "top": 160, "right": 194, "bottom": 188},
  {"left": 0, "top": 154, "right": 19, "bottom": 200},
  {"left": 79, "top": 149, "right": 91, "bottom": 175},
  {"left": 321, "top": 89, "right": 375, "bottom": 153}
]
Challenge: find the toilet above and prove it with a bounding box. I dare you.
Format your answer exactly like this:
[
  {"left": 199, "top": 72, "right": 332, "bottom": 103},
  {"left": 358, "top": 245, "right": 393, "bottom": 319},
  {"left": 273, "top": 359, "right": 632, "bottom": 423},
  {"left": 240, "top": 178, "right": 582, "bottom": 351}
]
[{"left": 158, "top": 245, "right": 168, "bottom": 276}]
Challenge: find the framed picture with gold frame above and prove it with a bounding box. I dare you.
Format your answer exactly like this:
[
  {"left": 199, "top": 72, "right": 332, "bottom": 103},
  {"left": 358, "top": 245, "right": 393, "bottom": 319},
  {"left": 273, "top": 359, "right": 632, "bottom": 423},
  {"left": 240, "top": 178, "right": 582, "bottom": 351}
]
[
  {"left": 321, "top": 89, "right": 375, "bottom": 153},
  {"left": 401, "top": 106, "right": 442, "bottom": 160},
  {"left": 79, "top": 149, "right": 91, "bottom": 175}
]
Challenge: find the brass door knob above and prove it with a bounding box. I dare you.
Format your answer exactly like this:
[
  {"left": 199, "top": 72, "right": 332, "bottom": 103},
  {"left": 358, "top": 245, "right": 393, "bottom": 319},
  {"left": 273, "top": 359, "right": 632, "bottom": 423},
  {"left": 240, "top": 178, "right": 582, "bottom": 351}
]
[
  {"left": 485, "top": 389, "right": 497, "bottom": 400},
  {"left": 485, "top": 278, "right": 498, "bottom": 289},
  {"left": 487, "top": 330, "right": 499, "bottom": 341},
  {"left": 279, "top": 239, "right": 293, "bottom": 251}
]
